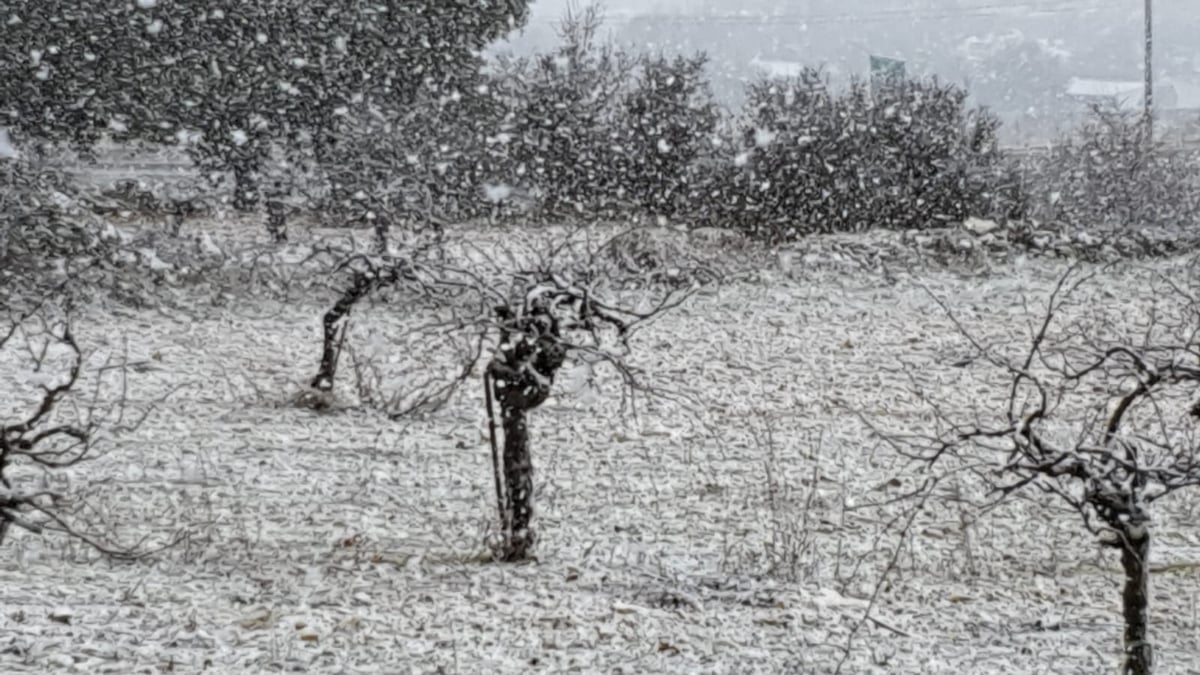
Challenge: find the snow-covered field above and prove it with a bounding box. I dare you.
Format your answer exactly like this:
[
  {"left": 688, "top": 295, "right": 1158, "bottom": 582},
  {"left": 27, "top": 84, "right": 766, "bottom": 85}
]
[{"left": 3, "top": 223, "right": 1200, "bottom": 674}]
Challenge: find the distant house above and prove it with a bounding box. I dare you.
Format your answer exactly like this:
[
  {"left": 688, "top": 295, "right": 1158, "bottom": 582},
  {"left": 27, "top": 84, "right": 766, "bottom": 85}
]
[
  {"left": 1062, "top": 76, "right": 1200, "bottom": 143},
  {"left": 1159, "top": 76, "right": 1200, "bottom": 143},
  {"left": 750, "top": 56, "right": 805, "bottom": 80},
  {"left": 1064, "top": 77, "right": 1178, "bottom": 111}
]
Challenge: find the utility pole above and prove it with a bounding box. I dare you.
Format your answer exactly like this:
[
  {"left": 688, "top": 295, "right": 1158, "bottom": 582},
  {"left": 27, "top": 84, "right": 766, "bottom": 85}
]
[{"left": 1144, "top": 0, "right": 1154, "bottom": 141}]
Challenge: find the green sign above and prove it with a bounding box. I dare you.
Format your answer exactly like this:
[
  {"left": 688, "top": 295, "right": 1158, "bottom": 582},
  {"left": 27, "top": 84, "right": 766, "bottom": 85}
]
[{"left": 869, "top": 55, "right": 906, "bottom": 95}]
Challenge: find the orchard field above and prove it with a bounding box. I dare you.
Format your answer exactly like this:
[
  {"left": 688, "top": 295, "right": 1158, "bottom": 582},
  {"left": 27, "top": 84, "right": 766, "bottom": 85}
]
[{"left": 3, "top": 220, "right": 1200, "bottom": 674}]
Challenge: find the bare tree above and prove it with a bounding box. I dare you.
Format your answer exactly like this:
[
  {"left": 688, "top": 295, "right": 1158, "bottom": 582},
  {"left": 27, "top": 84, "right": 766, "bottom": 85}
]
[
  {"left": 306, "top": 247, "right": 471, "bottom": 413},
  {"left": 0, "top": 302, "right": 170, "bottom": 556},
  {"left": 310, "top": 257, "right": 418, "bottom": 396},
  {"left": 0, "top": 315, "right": 84, "bottom": 545},
  {"left": 303, "top": 224, "right": 713, "bottom": 560},
  {"left": 479, "top": 230, "right": 707, "bottom": 561},
  {"left": 880, "top": 261, "right": 1200, "bottom": 675}
]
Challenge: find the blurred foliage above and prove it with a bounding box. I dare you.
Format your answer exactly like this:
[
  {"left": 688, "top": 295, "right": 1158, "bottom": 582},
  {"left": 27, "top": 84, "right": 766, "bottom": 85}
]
[
  {"left": 3, "top": 1, "right": 1198, "bottom": 252},
  {"left": 325, "top": 4, "right": 720, "bottom": 226},
  {"left": 696, "top": 69, "right": 1025, "bottom": 244},
  {"left": 1023, "top": 104, "right": 1200, "bottom": 230},
  {"left": 0, "top": 159, "right": 111, "bottom": 294},
  {"left": 0, "top": 0, "right": 530, "bottom": 209}
]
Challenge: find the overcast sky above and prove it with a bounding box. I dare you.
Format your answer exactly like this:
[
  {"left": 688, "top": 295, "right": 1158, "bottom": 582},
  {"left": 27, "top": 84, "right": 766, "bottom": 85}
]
[
  {"left": 493, "top": 0, "right": 1200, "bottom": 143},
  {"left": 502, "top": 0, "right": 1193, "bottom": 53}
]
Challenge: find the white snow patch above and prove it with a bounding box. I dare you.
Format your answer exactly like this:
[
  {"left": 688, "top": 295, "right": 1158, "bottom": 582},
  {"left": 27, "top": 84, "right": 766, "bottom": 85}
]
[
  {"left": 0, "top": 128, "right": 19, "bottom": 159},
  {"left": 481, "top": 183, "right": 513, "bottom": 203}
]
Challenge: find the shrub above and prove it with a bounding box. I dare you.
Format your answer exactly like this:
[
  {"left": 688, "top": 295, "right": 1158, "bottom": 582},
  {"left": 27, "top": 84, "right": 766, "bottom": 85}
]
[
  {"left": 308, "top": 90, "right": 502, "bottom": 232},
  {"left": 698, "top": 69, "right": 1024, "bottom": 244},
  {"left": 1025, "top": 104, "right": 1200, "bottom": 231},
  {"left": 488, "top": 4, "right": 632, "bottom": 221},
  {"left": 302, "top": 3, "right": 723, "bottom": 229},
  {"left": 615, "top": 54, "right": 721, "bottom": 220}
]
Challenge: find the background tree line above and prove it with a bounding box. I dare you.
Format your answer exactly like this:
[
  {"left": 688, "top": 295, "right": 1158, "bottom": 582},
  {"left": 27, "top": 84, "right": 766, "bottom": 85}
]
[{"left": 2, "top": 1, "right": 1196, "bottom": 247}]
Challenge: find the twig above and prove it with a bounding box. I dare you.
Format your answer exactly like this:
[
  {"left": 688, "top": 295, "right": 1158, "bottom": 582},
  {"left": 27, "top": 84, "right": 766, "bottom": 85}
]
[{"left": 484, "top": 371, "right": 506, "bottom": 527}]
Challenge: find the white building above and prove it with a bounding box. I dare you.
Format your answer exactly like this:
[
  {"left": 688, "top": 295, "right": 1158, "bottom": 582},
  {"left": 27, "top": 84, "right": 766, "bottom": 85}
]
[{"left": 1064, "top": 77, "right": 1178, "bottom": 111}]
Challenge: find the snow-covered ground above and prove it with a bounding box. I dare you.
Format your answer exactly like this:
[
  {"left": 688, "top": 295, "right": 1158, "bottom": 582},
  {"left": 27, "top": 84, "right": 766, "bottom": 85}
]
[{"left": 2, "top": 224, "right": 1200, "bottom": 674}]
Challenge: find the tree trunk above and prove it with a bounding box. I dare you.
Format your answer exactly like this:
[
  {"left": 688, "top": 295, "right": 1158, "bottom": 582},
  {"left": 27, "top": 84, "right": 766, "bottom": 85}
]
[
  {"left": 486, "top": 314, "right": 564, "bottom": 562},
  {"left": 500, "top": 404, "right": 535, "bottom": 561},
  {"left": 167, "top": 199, "right": 193, "bottom": 237},
  {"left": 311, "top": 134, "right": 346, "bottom": 212},
  {"left": 266, "top": 198, "right": 288, "bottom": 243},
  {"left": 1120, "top": 525, "right": 1153, "bottom": 675},
  {"left": 370, "top": 213, "right": 388, "bottom": 254},
  {"left": 311, "top": 273, "right": 372, "bottom": 392},
  {"left": 232, "top": 164, "right": 259, "bottom": 212},
  {"left": 310, "top": 266, "right": 409, "bottom": 392}
]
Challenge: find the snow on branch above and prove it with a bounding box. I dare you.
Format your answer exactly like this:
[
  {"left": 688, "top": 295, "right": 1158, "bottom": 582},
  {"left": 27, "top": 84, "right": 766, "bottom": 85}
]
[{"left": 0, "top": 305, "right": 182, "bottom": 557}]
